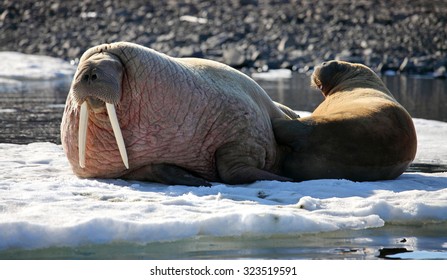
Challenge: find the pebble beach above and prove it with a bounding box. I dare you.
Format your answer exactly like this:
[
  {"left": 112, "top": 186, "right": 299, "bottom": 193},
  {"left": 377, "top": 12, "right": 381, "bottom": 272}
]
[{"left": 1, "top": 0, "right": 446, "bottom": 75}]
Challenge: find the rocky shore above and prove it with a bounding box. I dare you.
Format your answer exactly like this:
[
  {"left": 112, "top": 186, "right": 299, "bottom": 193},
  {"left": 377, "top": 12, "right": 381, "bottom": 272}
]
[{"left": 1, "top": 0, "right": 446, "bottom": 76}]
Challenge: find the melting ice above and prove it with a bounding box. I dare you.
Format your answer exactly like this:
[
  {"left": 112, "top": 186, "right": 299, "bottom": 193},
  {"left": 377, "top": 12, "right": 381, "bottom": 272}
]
[{"left": 0, "top": 53, "right": 446, "bottom": 251}]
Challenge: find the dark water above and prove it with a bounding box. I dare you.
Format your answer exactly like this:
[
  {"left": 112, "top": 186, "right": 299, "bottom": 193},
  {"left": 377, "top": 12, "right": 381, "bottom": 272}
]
[
  {"left": 1, "top": 73, "right": 446, "bottom": 144},
  {"left": 1, "top": 222, "right": 446, "bottom": 260},
  {"left": 255, "top": 73, "right": 447, "bottom": 122},
  {"left": 0, "top": 79, "right": 70, "bottom": 144}
]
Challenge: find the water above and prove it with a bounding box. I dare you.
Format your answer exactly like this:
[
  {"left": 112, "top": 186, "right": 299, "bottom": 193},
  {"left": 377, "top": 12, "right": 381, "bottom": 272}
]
[
  {"left": 255, "top": 73, "right": 447, "bottom": 122},
  {"left": 1, "top": 73, "right": 446, "bottom": 144},
  {"left": 1, "top": 72, "right": 446, "bottom": 259},
  {"left": 0, "top": 78, "right": 70, "bottom": 144},
  {"left": 1, "top": 222, "right": 446, "bottom": 260}
]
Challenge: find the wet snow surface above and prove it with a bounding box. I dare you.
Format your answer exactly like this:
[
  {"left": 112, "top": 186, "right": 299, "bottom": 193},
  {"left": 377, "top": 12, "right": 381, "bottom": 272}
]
[{"left": 0, "top": 52, "right": 446, "bottom": 255}]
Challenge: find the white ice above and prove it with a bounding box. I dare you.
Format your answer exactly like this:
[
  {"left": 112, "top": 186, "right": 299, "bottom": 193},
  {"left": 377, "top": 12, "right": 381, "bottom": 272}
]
[
  {"left": 0, "top": 53, "right": 446, "bottom": 251},
  {"left": 0, "top": 117, "right": 446, "bottom": 251},
  {"left": 0, "top": 52, "right": 75, "bottom": 81},
  {"left": 0, "top": 52, "right": 75, "bottom": 93},
  {"left": 252, "top": 69, "right": 292, "bottom": 80}
]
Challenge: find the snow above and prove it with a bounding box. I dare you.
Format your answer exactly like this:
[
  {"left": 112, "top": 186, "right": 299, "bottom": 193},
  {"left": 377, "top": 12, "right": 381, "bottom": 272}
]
[
  {"left": 0, "top": 52, "right": 75, "bottom": 81},
  {"left": 0, "top": 118, "right": 446, "bottom": 251},
  {"left": 252, "top": 69, "right": 292, "bottom": 80},
  {"left": 0, "top": 52, "right": 446, "bottom": 252}
]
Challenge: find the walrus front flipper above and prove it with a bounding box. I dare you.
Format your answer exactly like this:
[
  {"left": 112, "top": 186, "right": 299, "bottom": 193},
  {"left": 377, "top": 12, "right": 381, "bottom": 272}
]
[
  {"left": 215, "top": 142, "right": 292, "bottom": 184},
  {"left": 271, "top": 118, "right": 313, "bottom": 150},
  {"left": 123, "top": 164, "right": 212, "bottom": 187},
  {"left": 274, "top": 102, "right": 300, "bottom": 119}
]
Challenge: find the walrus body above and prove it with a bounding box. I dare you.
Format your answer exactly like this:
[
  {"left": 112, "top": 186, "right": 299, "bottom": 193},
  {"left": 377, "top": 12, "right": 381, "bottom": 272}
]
[
  {"left": 273, "top": 60, "right": 417, "bottom": 181},
  {"left": 61, "top": 42, "right": 297, "bottom": 186}
]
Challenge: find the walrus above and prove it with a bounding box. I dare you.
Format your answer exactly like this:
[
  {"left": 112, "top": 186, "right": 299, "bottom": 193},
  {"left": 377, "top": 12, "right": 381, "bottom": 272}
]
[
  {"left": 61, "top": 42, "right": 298, "bottom": 186},
  {"left": 272, "top": 60, "right": 417, "bottom": 181}
]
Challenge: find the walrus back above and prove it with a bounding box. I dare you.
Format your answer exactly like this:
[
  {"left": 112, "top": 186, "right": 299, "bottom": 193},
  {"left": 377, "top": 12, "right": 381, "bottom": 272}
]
[
  {"left": 274, "top": 88, "right": 417, "bottom": 181},
  {"left": 273, "top": 60, "right": 418, "bottom": 182}
]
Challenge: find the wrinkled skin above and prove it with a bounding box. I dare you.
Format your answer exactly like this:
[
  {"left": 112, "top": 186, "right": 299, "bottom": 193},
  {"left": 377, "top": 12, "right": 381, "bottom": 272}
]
[
  {"left": 61, "top": 42, "right": 298, "bottom": 186},
  {"left": 272, "top": 60, "right": 417, "bottom": 181}
]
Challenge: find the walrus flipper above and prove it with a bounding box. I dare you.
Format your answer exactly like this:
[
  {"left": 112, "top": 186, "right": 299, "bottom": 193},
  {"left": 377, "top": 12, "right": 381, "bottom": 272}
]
[
  {"left": 274, "top": 102, "right": 300, "bottom": 119},
  {"left": 123, "top": 164, "right": 212, "bottom": 187},
  {"left": 215, "top": 142, "right": 292, "bottom": 184},
  {"left": 271, "top": 118, "right": 313, "bottom": 150}
]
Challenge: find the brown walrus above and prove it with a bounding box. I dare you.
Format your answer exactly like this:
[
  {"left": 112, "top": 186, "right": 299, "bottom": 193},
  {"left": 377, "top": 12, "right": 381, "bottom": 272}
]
[
  {"left": 272, "top": 60, "right": 417, "bottom": 181},
  {"left": 60, "top": 42, "right": 298, "bottom": 186}
]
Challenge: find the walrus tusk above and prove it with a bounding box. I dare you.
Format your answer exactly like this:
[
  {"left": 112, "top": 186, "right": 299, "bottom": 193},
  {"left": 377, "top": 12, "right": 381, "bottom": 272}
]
[
  {"left": 78, "top": 102, "right": 129, "bottom": 169},
  {"left": 79, "top": 102, "right": 88, "bottom": 168},
  {"left": 106, "top": 103, "right": 129, "bottom": 169}
]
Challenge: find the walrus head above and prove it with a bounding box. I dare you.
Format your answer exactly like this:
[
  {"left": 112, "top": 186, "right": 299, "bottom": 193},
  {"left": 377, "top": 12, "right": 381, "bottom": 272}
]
[
  {"left": 311, "top": 60, "right": 389, "bottom": 97},
  {"left": 71, "top": 51, "right": 128, "bottom": 169},
  {"left": 72, "top": 52, "right": 123, "bottom": 107}
]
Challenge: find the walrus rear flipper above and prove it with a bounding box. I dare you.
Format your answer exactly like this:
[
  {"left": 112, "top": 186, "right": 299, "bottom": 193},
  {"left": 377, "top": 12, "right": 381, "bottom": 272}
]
[
  {"left": 215, "top": 142, "right": 292, "bottom": 184},
  {"left": 271, "top": 118, "right": 313, "bottom": 150}
]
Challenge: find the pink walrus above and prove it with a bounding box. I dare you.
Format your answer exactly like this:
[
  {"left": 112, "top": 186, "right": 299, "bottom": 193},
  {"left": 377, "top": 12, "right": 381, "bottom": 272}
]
[{"left": 61, "top": 42, "right": 297, "bottom": 186}]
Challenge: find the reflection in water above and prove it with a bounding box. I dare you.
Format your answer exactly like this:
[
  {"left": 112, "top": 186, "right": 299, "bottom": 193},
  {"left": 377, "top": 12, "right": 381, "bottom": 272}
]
[
  {"left": 255, "top": 73, "right": 447, "bottom": 122},
  {"left": 384, "top": 75, "right": 447, "bottom": 122},
  {"left": 0, "top": 73, "right": 446, "bottom": 144},
  {"left": 255, "top": 73, "right": 324, "bottom": 114},
  {"left": 0, "top": 79, "right": 71, "bottom": 144}
]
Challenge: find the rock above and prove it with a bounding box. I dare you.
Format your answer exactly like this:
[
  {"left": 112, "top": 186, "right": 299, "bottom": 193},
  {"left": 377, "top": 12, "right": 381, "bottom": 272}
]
[
  {"left": 236, "top": 0, "right": 258, "bottom": 5},
  {"left": 287, "top": 49, "right": 305, "bottom": 62},
  {"left": 205, "top": 33, "right": 231, "bottom": 49},
  {"left": 0, "top": 0, "right": 444, "bottom": 74},
  {"left": 398, "top": 57, "right": 410, "bottom": 72},
  {"left": 378, "top": 248, "right": 412, "bottom": 259},
  {"left": 433, "top": 66, "right": 446, "bottom": 79},
  {"left": 223, "top": 47, "right": 247, "bottom": 67},
  {"left": 177, "top": 45, "right": 203, "bottom": 58},
  {"left": 156, "top": 32, "right": 175, "bottom": 42},
  {"left": 67, "top": 47, "right": 81, "bottom": 59},
  {"left": 277, "top": 36, "right": 296, "bottom": 52}
]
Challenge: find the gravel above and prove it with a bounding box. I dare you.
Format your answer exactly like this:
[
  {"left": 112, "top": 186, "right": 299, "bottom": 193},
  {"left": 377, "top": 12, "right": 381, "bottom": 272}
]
[{"left": 1, "top": 0, "right": 446, "bottom": 75}]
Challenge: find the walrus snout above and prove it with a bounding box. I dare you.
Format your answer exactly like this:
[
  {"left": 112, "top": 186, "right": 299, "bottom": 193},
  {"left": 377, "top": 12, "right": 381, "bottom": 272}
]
[
  {"left": 72, "top": 52, "right": 123, "bottom": 105},
  {"left": 86, "top": 97, "right": 105, "bottom": 112},
  {"left": 81, "top": 68, "right": 99, "bottom": 83}
]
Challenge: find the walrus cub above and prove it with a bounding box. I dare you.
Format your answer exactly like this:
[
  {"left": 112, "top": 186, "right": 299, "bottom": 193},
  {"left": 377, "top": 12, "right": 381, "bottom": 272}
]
[
  {"left": 272, "top": 60, "right": 417, "bottom": 181},
  {"left": 61, "top": 42, "right": 295, "bottom": 186}
]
